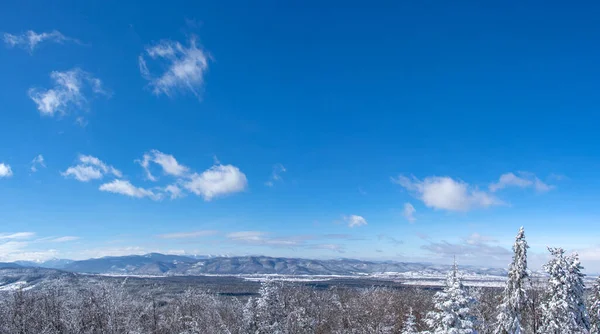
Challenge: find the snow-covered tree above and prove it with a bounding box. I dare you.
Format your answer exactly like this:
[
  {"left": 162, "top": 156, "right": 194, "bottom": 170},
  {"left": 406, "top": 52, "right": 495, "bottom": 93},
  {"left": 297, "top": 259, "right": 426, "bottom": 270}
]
[
  {"left": 402, "top": 307, "right": 418, "bottom": 334},
  {"left": 541, "top": 247, "right": 590, "bottom": 334},
  {"left": 254, "top": 279, "right": 286, "bottom": 334},
  {"left": 243, "top": 296, "right": 259, "bottom": 333},
  {"left": 566, "top": 252, "right": 590, "bottom": 332},
  {"left": 495, "top": 226, "right": 529, "bottom": 334},
  {"left": 589, "top": 277, "right": 600, "bottom": 333},
  {"left": 425, "top": 260, "right": 476, "bottom": 334}
]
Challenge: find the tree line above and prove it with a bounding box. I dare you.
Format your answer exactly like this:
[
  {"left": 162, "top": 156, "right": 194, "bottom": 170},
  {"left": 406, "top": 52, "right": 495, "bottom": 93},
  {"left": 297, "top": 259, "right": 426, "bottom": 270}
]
[{"left": 1, "top": 227, "right": 600, "bottom": 333}]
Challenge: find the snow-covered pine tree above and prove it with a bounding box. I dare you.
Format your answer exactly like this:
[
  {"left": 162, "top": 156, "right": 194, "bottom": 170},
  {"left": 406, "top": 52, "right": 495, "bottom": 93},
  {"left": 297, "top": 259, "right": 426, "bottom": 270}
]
[
  {"left": 541, "top": 247, "right": 572, "bottom": 333},
  {"left": 425, "top": 260, "right": 476, "bottom": 334},
  {"left": 243, "top": 296, "right": 259, "bottom": 333},
  {"left": 495, "top": 226, "right": 529, "bottom": 334},
  {"left": 401, "top": 307, "right": 418, "bottom": 334},
  {"left": 541, "top": 247, "right": 590, "bottom": 334},
  {"left": 589, "top": 277, "right": 600, "bottom": 333},
  {"left": 566, "top": 252, "right": 590, "bottom": 332},
  {"left": 255, "top": 279, "right": 286, "bottom": 334}
]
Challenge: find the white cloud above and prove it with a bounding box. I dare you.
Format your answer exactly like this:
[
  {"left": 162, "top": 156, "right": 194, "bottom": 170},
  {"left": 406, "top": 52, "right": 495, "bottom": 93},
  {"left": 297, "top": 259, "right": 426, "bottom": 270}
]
[
  {"left": 158, "top": 230, "right": 218, "bottom": 239},
  {"left": 28, "top": 68, "right": 108, "bottom": 117},
  {"left": 164, "top": 184, "right": 184, "bottom": 199},
  {"left": 0, "top": 232, "right": 59, "bottom": 262},
  {"left": 3, "top": 30, "right": 74, "bottom": 52},
  {"left": 393, "top": 175, "right": 501, "bottom": 212},
  {"left": 62, "top": 165, "right": 103, "bottom": 182},
  {"left": 99, "top": 179, "right": 161, "bottom": 200},
  {"left": 403, "top": 203, "right": 416, "bottom": 223},
  {"left": 344, "top": 215, "right": 368, "bottom": 228},
  {"left": 421, "top": 233, "right": 511, "bottom": 267},
  {"left": 0, "top": 232, "right": 35, "bottom": 240},
  {"left": 0, "top": 246, "right": 58, "bottom": 262},
  {"left": 265, "top": 163, "right": 286, "bottom": 187},
  {"left": 464, "top": 233, "right": 497, "bottom": 245},
  {"left": 225, "top": 231, "right": 343, "bottom": 252},
  {"left": 62, "top": 151, "right": 246, "bottom": 202},
  {"left": 139, "top": 36, "right": 209, "bottom": 97},
  {"left": 227, "top": 231, "right": 266, "bottom": 242},
  {"left": 226, "top": 231, "right": 303, "bottom": 247},
  {"left": 309, "top": 244, "right": 345, "bottom": 253},
  {"left": 30, "top": 154, "right": 45, "bottom": 172},
  {"left": 184, "top": 164, "right": 248, "bottom": 201},
  {"left": 50, "top": 236, "right": 80, "bottom": 242},
  {"left": 62, "top": 154, "right": 121, "bottom": 182},
  {"left": 489, "top": 172, "right": 554, "bottom": 193},
  {"left": 0, "top": 163, "right": 13, "bottom": 178},
  {"left": 533, "top": 178, "right": 553, "bottom": 192},
  {"left": 137, "top": 149, "right": 189, "bottom": 181}
]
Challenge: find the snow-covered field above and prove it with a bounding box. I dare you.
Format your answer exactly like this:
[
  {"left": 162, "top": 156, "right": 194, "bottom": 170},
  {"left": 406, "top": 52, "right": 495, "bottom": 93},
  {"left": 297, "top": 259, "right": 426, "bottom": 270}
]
[{"left": 0, "top": 281, "right": 33, "bottom": 291}]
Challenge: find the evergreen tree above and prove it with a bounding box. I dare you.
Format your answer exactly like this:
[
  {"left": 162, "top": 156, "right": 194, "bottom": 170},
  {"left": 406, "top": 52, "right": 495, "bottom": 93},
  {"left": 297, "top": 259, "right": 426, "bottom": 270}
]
[
  {"left": 566, "top": 252, "right": 590, "bottom": 332},
  {"left": 425, "top": 260, "right": 476, "bottom": 334},
  {"left": 242, "top": 297, "right": 259, "bottom": 333},
  {"left": 541, "top": 248, "right": 590, "bottom": 334},
  {"left": 589, "top": 277, "right": 600, "bottom": 333},
  {"left": 255, "top": 279, "right": 286, "bottom": 334},
  {"left": 401, "top": 307, "right": 418, "bottom": 334},
  {"left": 495, "top": 226, "right": 529, "bottom": 334}
]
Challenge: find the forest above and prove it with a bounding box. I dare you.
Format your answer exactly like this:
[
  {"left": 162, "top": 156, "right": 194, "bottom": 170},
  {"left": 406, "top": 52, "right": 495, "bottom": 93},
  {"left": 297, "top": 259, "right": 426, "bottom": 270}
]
[{"left": 1, "top": 227, "right": 599, "bottom": 334}]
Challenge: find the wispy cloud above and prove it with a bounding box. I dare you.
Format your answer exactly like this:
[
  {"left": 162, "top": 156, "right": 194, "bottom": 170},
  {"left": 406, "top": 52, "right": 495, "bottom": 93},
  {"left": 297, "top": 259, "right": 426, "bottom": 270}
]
[
  {"left": 64, "top": 150, "right": 247, "bottom": 202},
  {"left": 421, "top": 233, "right": 510, "bottom": 265},
  {"left": 163, "top": 184, "right": 185, "bottom": 199},
  {"left": 50, "top": 236, "right": 80, "bottom": 243},
  {"left": 184, "top": 164, "right": 248, "bottom": 201},
  {"left": 489, "top": 172, "right": 554, "bottom": 193},
  {"left": 28, "top": 68, "right": 108, "bottom": 118},
  {"left": 157, "top": 230, "right": 218, "bottom": 239},
  {"left": 226, "top": 231, "right": 302, "bottom": 247},
  {"left": 322, "top": 234, "right": 365, "bottom": 240},
  {"left": 62, "top": 154, "right": 122, "bottom": 182},
  {"left": 343, "top": 215, "right": 368, "bottom": 228},
  {"left": 3, "top": 30, "right": 77, "bottom": 52},
  {"left": 139, "top": 36, "right": 210, "bottom": 97},
  {"left": 308, "top": 244, "right": 345, "bottom": 253},
  {"left": 99, "top": 179, "right": 161, "bottom": 200},
  {"left": 265, "top": 163, "right": 286, "bottom": 187},
  {"left": 137, "top": 149, "right": 189, "bottom": 181},
  {"left": 402, "top": 203, "right": 416, "bottom": 223},
  {"left": 30, "top": 154, "right": 46, "bottom": 172},
  {"left": 377, "top": 234, "right": 403, "bottom": 246},
  {"left": 393, "top": 175, "right": 501, "bottom": 212},
  {"left": 225, "top": 231, "right": 345, "bottom": 253},
  {"left": 0, "top": 232, "right": 35, "bottom": 240},
  {"left": 0, "top": 163, "right": 13, "bottom": 178},
  {"left": 137, "top": 150, "right": 247, "bottom": 201},
  {"left": 0, "top": 232, "right": 59, "bottom": 262}
]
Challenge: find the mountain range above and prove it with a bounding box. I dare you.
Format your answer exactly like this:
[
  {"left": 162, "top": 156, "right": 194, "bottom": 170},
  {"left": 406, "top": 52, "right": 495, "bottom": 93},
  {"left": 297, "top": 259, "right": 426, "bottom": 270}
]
[{"left": 1, "top": 253, "right": 507, "bottom": 277}]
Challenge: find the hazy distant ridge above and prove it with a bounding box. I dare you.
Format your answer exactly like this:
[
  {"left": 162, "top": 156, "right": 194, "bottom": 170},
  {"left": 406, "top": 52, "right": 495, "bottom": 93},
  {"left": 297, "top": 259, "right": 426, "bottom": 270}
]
[{"left": 6, "top": 253, "right": 507, "bottom": 277}]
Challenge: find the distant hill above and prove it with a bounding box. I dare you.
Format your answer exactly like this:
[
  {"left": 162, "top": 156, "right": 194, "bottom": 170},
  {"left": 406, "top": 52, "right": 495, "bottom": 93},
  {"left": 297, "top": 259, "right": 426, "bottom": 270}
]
[
  {"left": 35, "top": 254, "right": 509, "bottom": 277},
  {"left": 16, "top": 258, "right": 74, "bottom": 269},
  {"left": 0, "top": 262, "right": 22, "bottom": 269},
  {"left": 0, "top": 267, "right": 77, "bottom": 291}
]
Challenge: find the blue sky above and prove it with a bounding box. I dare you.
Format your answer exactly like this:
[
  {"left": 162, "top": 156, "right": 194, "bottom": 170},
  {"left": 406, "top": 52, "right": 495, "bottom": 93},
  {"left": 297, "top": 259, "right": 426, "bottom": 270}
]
[{"left": 1, "top": 0, "right": 600, "bottom": 271}]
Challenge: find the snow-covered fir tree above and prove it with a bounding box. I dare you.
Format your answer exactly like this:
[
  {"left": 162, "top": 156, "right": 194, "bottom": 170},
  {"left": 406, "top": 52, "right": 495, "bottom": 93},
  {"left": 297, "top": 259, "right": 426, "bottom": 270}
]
[
  {"left": 242, "top": 296, "right": 259, "bottom": 333},
  {"left": 254, "top": 279, "right": 286, "bottom": 334},
  {"left": 566, "top": 252, "right": 590, "bottom": 332},
  {"left": 425, "top": 260, "right": 476, "bottom": 334},
  {"left": 495, "top": 226, "right": 529, "bottom": 334},
  {"left": 401, "top": 307, "right": 418, "bottom": 334},
  {"left": 541, "top": 247, "right": 590, "bottom": 334},
  {"left": 589, "top": 276, "right": 600, "bottom": 333}
]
